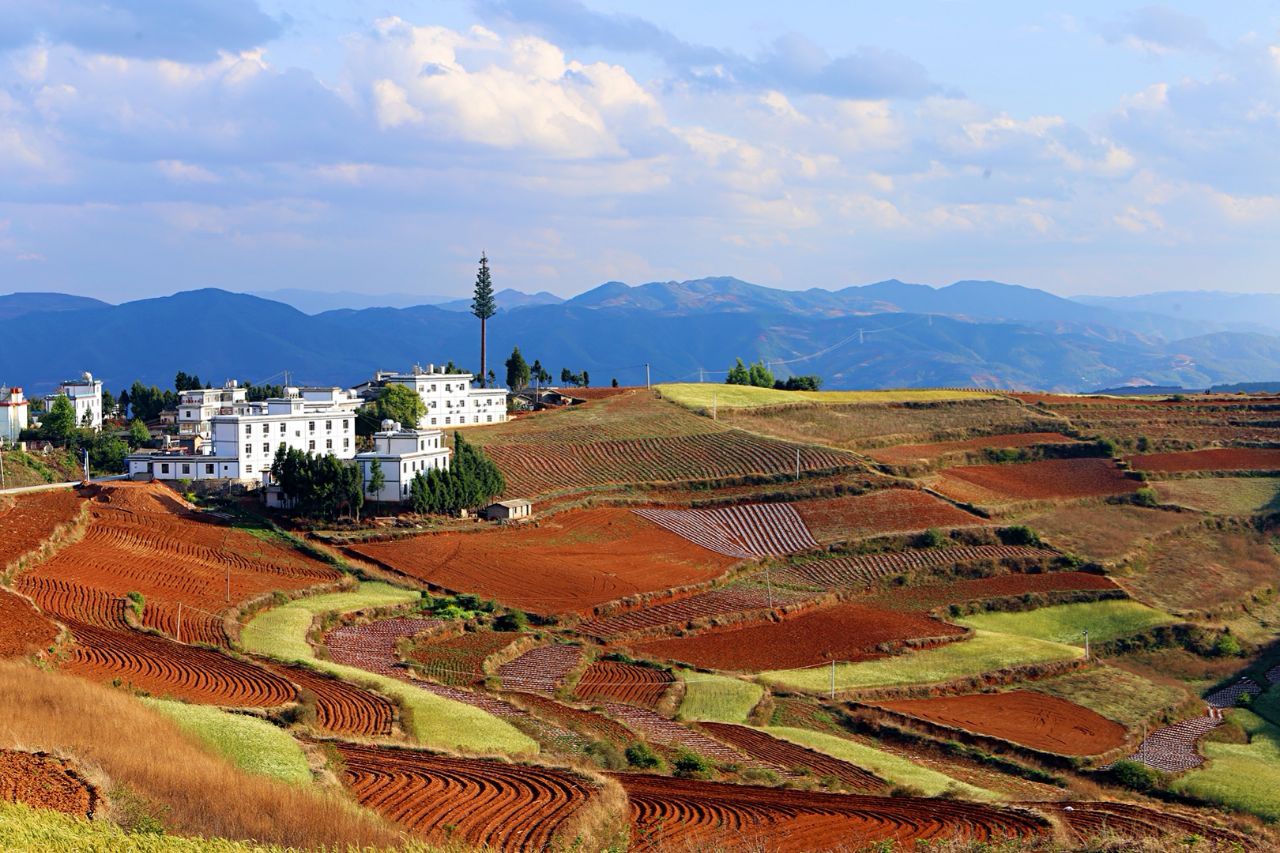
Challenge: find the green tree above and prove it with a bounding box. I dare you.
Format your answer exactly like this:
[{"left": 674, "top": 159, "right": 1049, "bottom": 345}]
[
  {"left": 128, "top": 419, "right": 151, "bottom": 447},
  {"left": 366, "top": 457, "right": 385, "bottom": 506},
  {"left": 41, "top": 395, "right": 77, "bottom": 441},
  {"left": 472, "top": 252, "right": 497, "bottom": 388},
  {"left": 747, "top": 360, "right": 774, "bottom": 388},
  {"left": 505, "top": 347, "right": 531, "bottom": 391},
  {"left": 531, "top": 359, "right": 544, "bottom": 394},
  {"left": 359, "top": 384, "right": 426, "bottom": 435},
  {"left": 581, "top": 370, "right": 590, "bottom": 388},
  {"left": 726, "top": 359, "right": 750, "bottom": 385}
]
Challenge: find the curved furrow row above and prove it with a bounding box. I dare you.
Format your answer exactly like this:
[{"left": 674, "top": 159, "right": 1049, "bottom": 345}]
[
  {"left": 335, "top": 743, "right": 594, "bottom": 850},
  {"left": 1029, "top": 801, "right": 1247, "bottom": 846},
  {"left": 16, "top": 576, "right": 128, "bottom": 629},
  {"left": 271, "top": 663, "right": 394, "bottom": 737},
  {"left": 774, "top": 545, "right": 1057, "bottom": 590},
  {"left": 574, "top": 661, "right": 673, "bottom": 708},
  {"left": 497, "top": 645, "right": 582, "bottom": 693},
  {"left": 698, "top": 723, "right": 884, "bottom": 791},
  {"left": 63, "top": 620, "right": 295, "bottom": 708},
  {"left": 579, "top": 586, "right": 807, "bottom": 640}
]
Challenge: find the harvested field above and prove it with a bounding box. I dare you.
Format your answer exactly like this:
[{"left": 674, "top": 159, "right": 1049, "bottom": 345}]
[
  {"left": 715, "top": 397, "right": 1059, "bottom": 451},
  {"left": 602, "top": 704, "right": 750, "bottom": 765},
  {"left": 1013, "top": 395, "right": 1280, "bottom": 447},
  {"left": 575, "top": 660, "right": 674, "bottom": 708},
  {"left": 63, "top": 620, "right": 295, "bottom": 708},
  {"left": 407, "top": 630, "right": 516, "bottom": 686},
  {"left": 793, "top": 490, "right": 985, "bottom": 544},
  {"left": 877, "top": 691, "right": 1127, "bottom": 756},
  {"left": 1128, "top": 525, "right": 1280, "bottom": 612},
  {"left": 16, "top": 482, "right": 338, "bottom": 647},
  {"left": 616, "top": 774, "right": 1049, "bottom": 851},
  {"left": 1030, "top": 800, "right": 1246, "bottom": 846},
  {"left": 1131, "top": 447, "right": 1280, "bottom": 473},
  {"left": 862, "top": 571, "right": 1119, "bottom": 612},
  {"left": 0, "top": 588, "right": 58, "bottom": 658},
  {"left": 634, "top": 502, "right": 817, "bottom": 558},
  {"left": 1156, "top": 477, "right": 1280, "bottom": 514},
  {"left": 699, "top": 723, "right": 883, "bottom": 791},
  {"left": 271, "top": 663, "right": 394, "bottom": 738},
  {"left": 350, "top": 507, "right": 738, "bottom": 615},
  {"left": 335, "top": 742, "right": 595, "bottom": 849},
  {"left": 868, "top": 432, "right": 1079, "bottom": 465},
  {"left": 0, "top": 488, "right": 82, "bottom": 573},
  {"left": 498, "top": 645, "right": 582, "bottom": 693},
  {"left": 932, "top": 458, "right": 1139, "bottom": 505},
  {"left": 1012, "top": 503, "right": 1191, "bottom": 564},
  {"left": 774, "top": 545, "right": 1057, "bottom": 591},
  {"left": 630, "top": 603, "right": 965, "bottom": 672},
  {"left": 579, "top": 583, "right": 809, "bottom": 640},
  {"left": 0, "top": 749, "right": 96, "bottom": 817},
  {"left": 325, "top": 617, "right": 442, "bottom": 677}
]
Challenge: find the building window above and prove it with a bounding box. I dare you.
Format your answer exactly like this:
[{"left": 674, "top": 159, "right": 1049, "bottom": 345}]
[
  {"left": 247, "top": 465, "right": 254, "bottom": 473},
  {"left": 342, "top": 419, "right": 349, "bottom": 429},
  {"left": 246, "top": 423, "right": 252, "bottom": 435},
  {"left": 279, "top": 423, "right": 285, "bottom": 433},
  {"left": 343, "top": 438, "right": 349, "bottom": 449},
  {"left": 431, "top": 417, "right": 437, "bottom": 425},
  {"left": 325, "top": 439, "right": 332, "bottom": 450},
  {"left": 160, "top": 463, "right": 170, "bottom": 474},
  {"left": 205, "top": 464, "right": 214, "bottom": 474},
  {"left": 487, "top": 415, "right": 493, "bottom": 423},
  {"left": 308, "top": 421, "right": 315, "bottom": 431},
  {"left": 309, "top": 440, "right": 316, "bottom": 451},
  {"left": 325, "top": 420, "right": 332, "bottom": 430},
  {"left": 182, "top": 464, "right": 190, "bottom": 474},
  {"left": 262, "top": 443, "right": 269, "bottom": 454},
  {"left": 244, "top": 443, "right": 252, "bottom": 455}
]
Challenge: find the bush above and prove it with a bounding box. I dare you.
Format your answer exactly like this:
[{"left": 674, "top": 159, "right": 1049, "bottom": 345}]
[
  {"left": 1109, "top": 759, "right": 1161, "bottom": 792},
  {"left": 1214, "top": 632, "right": 1242, "bottom": 658},
  {"left": 125, "top": 591, "right": 145, "bottom": 620},
  {"left": 672, "top": 751, "right": 710, "bottom": 778},
  {"left": 914, "top": 528, "right": 947, "bottom": 548},
  {"left": 997, "top": 525, "right": 1042, "bottom": 547},
  {"left": 1133, "top": 487, "right": 1160, "bottom": 507},
  {"left": 625, "top": 742, "right": 660, "bottom": 769},
  {"left": 493, "top": 611, "right": 527, "bottom": 632}
]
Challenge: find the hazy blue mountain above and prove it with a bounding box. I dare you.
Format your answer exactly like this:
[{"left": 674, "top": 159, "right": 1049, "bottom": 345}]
[
  {"left": 5, "top": 283, "right": 1280, "bottom": 395},
  {"left": 1075, "top": 291, "right": 1280, "bottom": 335},
  {"left": 249, "top": 288, "right": 453, "bottom": 313},
  {"left": 435, "top": 288, "right": 564, "bottom": 312},
  {"left": 0, "top": 291, "right": 110, "bottom": 320}
]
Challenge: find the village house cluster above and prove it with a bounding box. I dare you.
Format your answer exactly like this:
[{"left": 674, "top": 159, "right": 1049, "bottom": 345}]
[{"left": 2, "top": 365, "right": 506, "bottom": 505}]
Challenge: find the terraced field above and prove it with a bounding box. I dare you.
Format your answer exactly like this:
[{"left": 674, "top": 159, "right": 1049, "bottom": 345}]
[
  {"left": 699, "top": 723, "right": 883, "bottom": 790},
  {"left": 0, "top": 749, "right": 97, "bottom": 818},
  {"left": 1031, "top": 800, "right": 1246, "bottom": 846},
  {"left": 267, "top": 662, "right": 394, "bottom": 737},
  {"left": 0, "top": 488, "right": 82, "bottom": 573},
  {"left": 868, "top": 432, "right": 1080, "bottom": 465},
  {"left": 335, "top": 743, "right": 596, "bottom": 848},
  {"left": 773, "top": 545, "right": 1056, "bottom": 591},
  {"left": 325, "top": 618, "right": 442, "bottom": 677},
  {"left": 579, "top": 583, "right": 810, "bottom": 640},
  {"left": 602, "top": 704, "right": 750, "bottom": 765},
  {"left": 0, "top": 589, "right": 58, "bottom": 658},
  {"left": 634, "top": 502, "right": 817, "bottom": 558},
  {"left": 1131, "top": 447, "right": 1280, "bottom": 473},
  {"left": 407, "top": 631, "right": 516, "bottom": 686},
  {"left": 616, "top": 774, "right": 1050, "bottom": 851},
  {"left": 498, "top": 645, "right": 582, "bottom": 693},
  {"left": 1010, "top": 393, "right": 1280, "bottom": 447},
  {"left": 932, "top": 458, "right": 1139, "bottom": 505},
  {"left": 793, "top": 490, "right": 986, "bottom": 543},
  {"left": 574, "top": 661, "right": 674, "bottom": 708},
  {"left": 861, "top": 571, "right": 1119, "bottom": 612},
  {"left": 63, "top": 620, "right": 295, "bottom": 707}
]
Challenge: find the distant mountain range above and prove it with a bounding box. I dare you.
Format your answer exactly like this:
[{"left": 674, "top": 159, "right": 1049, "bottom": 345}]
[{"left": 3, "top": 279, "right": 1280, "bottom": 394}]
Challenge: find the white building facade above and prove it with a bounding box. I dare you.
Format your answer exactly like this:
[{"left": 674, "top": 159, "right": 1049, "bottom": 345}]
[
  {"left": 0, "top": 387, "right": 28, "bottom": 442},
  {"left": 375, "top": 365, "right": 508, "bottom": 428},
  {"left": 46, "top": 372, "right": 103, "bottom": 430},
  {"left": 355, "top": 421, "right": 450, "bottom": 503},
  {"left": 177, "top": 381, "right": 249, "bottom": 438}
]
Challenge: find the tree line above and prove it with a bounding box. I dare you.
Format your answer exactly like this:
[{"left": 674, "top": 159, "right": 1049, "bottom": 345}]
[{"left": 725, "top": 358, "right": 821, "bottom": 391}]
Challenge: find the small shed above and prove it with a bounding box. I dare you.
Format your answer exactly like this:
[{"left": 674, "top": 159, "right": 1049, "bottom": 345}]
[{"left": 483, "top": 498, "right": 533, "bottom": 522}]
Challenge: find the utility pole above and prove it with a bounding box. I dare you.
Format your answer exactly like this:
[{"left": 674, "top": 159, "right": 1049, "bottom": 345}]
[
  {"left": 830, "top": 659, "right": 836, "bottom": 700},
  {"left": 765, "top": 564, "right": 773, "bottom": 610},
  {"left": 645, "top": 363, "right": 650, "bottom": 389},
  {"left": 0, "top": 447, "right": 5, "bottom": 490},
  {"left": 176, "top": 602, "right": 182, "bottom": 644},
  {"left": 699, "top": 367, "right": 704, "bottom": 383},
  {"left": 712, "top": 391, "right": 717, "bottom": 421},
  {"left": 1083, "top": 629, "right": 1090, "bottom": 660},
  {"left": 226, "top": 565, "right": 231, "bottom": 604},
  {"left": 795, "top": 448, "right": 801, "bottom": 480},
  {"left": 83, "top": 448, "right": 89, "bottom": 483}
]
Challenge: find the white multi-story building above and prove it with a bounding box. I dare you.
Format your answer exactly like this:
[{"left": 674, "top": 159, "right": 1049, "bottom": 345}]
[
  {"left": 355, "top": 420, "right": 450, "bottom": 503},
  {"left": 0, "top": 387, "right": 28, "bottom": 443},
  {"left": 371, "top": 365, "right": 508, "bottom": 428},
  {"left": 177, "top": 380, "right": 249, "bottom": 438},
  {"left": 46, "top": 372, "right": 103, "bottom": 430}
]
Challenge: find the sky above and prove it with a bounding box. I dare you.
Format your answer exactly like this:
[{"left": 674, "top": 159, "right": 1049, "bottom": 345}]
[{"left": 0, "top": 1, "right": 1277, "bottom": 303}]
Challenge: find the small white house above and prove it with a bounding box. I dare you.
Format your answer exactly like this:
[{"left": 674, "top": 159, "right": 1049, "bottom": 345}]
[
  {"left": 483, "top": 498, "right": 533, "bottom": 522},
  {"left": 46, "top": 372, "right": 103, "bottom": 431},
  {"left": 355, "top": 420, "right": 451, "bottom": 503},
  {"left": 126, "top": 450, "right": 239, "bottom": 481},
  {"left": 0, "top": 387, "right": 29, "bottom": 442}
]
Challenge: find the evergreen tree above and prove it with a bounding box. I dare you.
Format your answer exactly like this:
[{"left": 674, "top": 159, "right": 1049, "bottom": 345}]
[
  {"left": 726, "top": 358, "right": 750, "bottom": 385},
  {"left": 41, "top": 395, "right": 77, "bottom": 441},
  {"left": 505, "top": 346, "right": 530, "bottom": 391},
  {"left": 366, "top": 457, "right": 385, "bottom": 507},
  {"left": 128, "top": 419, "right": 151, "bottom": 447},
  {"left": 118, "top": 388, "right": 130, "bottom": 419},
  {"left": 748, "top": 360, "right": 774, "bottom": 388},
  {"left": 471, "top": 253, "right": 497, "bottom": 388}
]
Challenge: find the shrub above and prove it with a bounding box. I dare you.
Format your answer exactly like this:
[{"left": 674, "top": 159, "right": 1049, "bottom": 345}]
[
  {"left": 493, "top": 611, "right": 527, "bottom": 632},
  {"left": 126, "top": 591, "right": 145, "bottom": 620},
  {"left": 672, "top": 751, "right": 710, "bottom": 778},
  {"left": 1109, "top": 759, "right": 1161, "bottom": 792},
  {"left": 997, "top": 525, "right": 1042, "bottom": 547},
  {"left": 625, "top": 742, "right": 660, "bottom": 769},
  {"left": 1214, "top": 632, "right": 1242, "bottom": 658},
  {"left": 915, "top": 528, "right": 947, "bottom": 548},
  {"left": 1133, "top": 487, "right": 1160, "bottom": 507}
]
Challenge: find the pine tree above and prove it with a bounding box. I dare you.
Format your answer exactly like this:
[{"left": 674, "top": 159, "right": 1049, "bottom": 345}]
[
  {"left": 471, "top": 253, "right": 497, "bottom": 388},
  {"left": 366, "top": 457, "right": 385, "bottom": 507},
  {"left": 505, "top": 346, "right": 530, "bottom": 391}
]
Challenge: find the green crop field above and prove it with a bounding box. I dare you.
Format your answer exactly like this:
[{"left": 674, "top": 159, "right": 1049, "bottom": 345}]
[
  {"left": 958, "top": 600, "right": 1176, "bottom": 646},
  {"left": 1172, "top": 706, "right": 1280, "bottom": 820},
  {"left": 763, "top": 727, "right": 996, "bottom": 799},
  {"left": 239, "top": 582, "right": 420, "bottom": 662},
  {"left": 240, "top": 582, "right": 537, "bottom": 756},
  {"left": 1026, "top": 664, "right": 1187, "bottom": 727},
  {"left": 676, "top": 670, "right": 764, "bottom": 724},
  {"left": 144, "top": 699, "right": 311, "bottom": 785},
  {"left": 658, "top": 383, "right": 993, "bottom": 411},
  {"left": 1156, "top": 477, "right": 1280, "bottom": 515},
  {"left": 760, "top": 631, "right": 1083, "bottom": 692}
]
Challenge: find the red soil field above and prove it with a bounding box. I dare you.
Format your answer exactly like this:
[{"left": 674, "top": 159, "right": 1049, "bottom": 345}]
[
  {"left": 484, "top": 431, "right": 858, "bottom": 499},
  {"left": 634, "top": 502, "right": 818, "bottom": 558},
  {"left": 498, "top": 645, "right": 582, "bottom": 693},
  {"left": 699, "top": 723, "right": 883, "bottom": 791},
  {"left": 407, "top": 631, "right": 516, "bottom": 686},
  {"left": 325, "top": 617, "right": 443, "bottom": 677},
  {"left": 63, "top": 620, "right": 295, "bottom": 708},
  {"left": 604, "top": 705, "right": 752, "bottom": 765},
  {"left": 335, "top": 742, "right": 595, "bottom": 849},
  {"left": 868, "top": 432, "right": 1079, "bottom": 465},
  {"left": 269, "top": 662, "right": 394, "bottom": 737},
  {"left": 0, "top": 488, "right": 82, "bottom": 571},
  {"left": 877, "top": 691, "right": 1127, "bottom": 756},
  {"left": 505, "top": 692, "right": 636, "bottom": 745},
  {"left": 0, "top": 749, "right": 97, "bottom": 817},
  {"left": 575, "top": 660, "right": 674, "bottom": 708},
  {"left": 1029, "top": 801, "right": 1247, "bottom": 846},
  {"left": 1130, "top": 447, "right": 1280, "bottom": 473},
  {"left": 794, "top": 490, "right": 986, "bottom": 543},
  {"left": 773, "top": 545, "right": 1057, "bottom": 590},
  {"left": 579, "top": 584, "right": 810, "bottom": 640},
  {"left": 0, "top": 589, "right": 58, "bottom": 658},
  {"left": 16, "top": 482, "right": 338, "bottom": 647},
  {"left": 630, "top": 603, "right": 966, "bottom": 671},
  {"left": 932, "top": 458, "right": 1139, "bottom": 504},
  {"left": 615, "top": 774, "right": 1049, "bottom": 852},
  {"left": 350, "top": 507, "right": 738, "bottom": 615},
  {"left": 864, "top": 571, "right": 1119, "bottom": 612}
]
